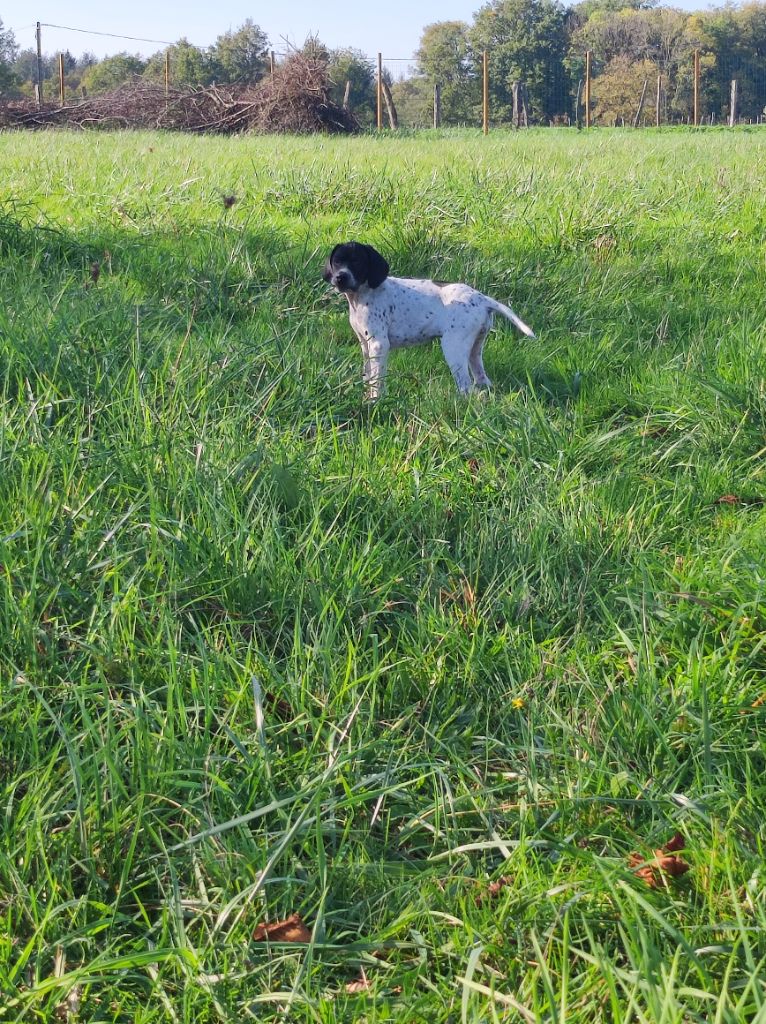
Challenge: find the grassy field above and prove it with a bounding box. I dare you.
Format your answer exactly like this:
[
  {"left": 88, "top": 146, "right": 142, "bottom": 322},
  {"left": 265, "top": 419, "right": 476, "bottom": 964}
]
[{"left": 0, "top": 127, "right": 765, "bottom": 1022}]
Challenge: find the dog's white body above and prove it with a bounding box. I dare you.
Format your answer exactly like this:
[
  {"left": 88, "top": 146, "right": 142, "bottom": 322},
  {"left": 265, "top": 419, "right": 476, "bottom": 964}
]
[{"left": 345, "top": 276, "right": 535, "bottom": 398}]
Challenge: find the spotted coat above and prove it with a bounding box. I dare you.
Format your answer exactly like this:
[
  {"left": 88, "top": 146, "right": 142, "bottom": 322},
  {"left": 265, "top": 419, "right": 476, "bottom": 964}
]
[{"left": 323, "top": 242, "right": 535, "bottom": 398}]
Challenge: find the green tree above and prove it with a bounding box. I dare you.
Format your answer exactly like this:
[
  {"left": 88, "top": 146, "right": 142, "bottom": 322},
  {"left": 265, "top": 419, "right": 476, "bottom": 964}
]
[
  {"left": 701, "top": 3, "right": 766, "bottom": 119},
  {"left": 209, "top": 19, "right": 268, "bottom": 84},
  {"left": 327, "top": 48, "right": 376, "bottom": 121},
  {"left": 0, "top": 18, "right": 18, "bottom": 94},
  {"left": 416, "top": 21, "right": 479, "bottom": 122},
  {"left": 144, "top": 39, "right": 212, "bottom": 88},
  {"left": 470, "top": 0, "right": 571, "bottom": 121},
  {"left": 593, "top": 55, "right": 659, "bottom": 123},
  {"left": 81, "top": 53, "right": 146, "bottom": 94}
]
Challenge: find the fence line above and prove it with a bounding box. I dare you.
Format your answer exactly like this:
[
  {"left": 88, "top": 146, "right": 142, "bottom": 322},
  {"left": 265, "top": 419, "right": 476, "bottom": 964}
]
[{"left": 20, "top": 19, "right": 766, "bottom": 130}]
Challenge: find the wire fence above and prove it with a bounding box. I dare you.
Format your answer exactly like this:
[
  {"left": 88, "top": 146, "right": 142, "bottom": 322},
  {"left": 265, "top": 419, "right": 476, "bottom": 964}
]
[{"left": 10, "top": 20, "right": 766, "bottom": 131}]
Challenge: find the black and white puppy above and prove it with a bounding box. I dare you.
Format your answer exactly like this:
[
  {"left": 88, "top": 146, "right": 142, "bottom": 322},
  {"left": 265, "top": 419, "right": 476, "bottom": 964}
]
[{"left": 323, "top": 241, "right": 534, "bottom": 398}]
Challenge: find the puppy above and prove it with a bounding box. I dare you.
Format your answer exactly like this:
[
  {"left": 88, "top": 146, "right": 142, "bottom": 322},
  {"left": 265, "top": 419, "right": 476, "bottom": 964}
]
[{"left": 323, "top": 241, "right": 534, "bottom": 398}]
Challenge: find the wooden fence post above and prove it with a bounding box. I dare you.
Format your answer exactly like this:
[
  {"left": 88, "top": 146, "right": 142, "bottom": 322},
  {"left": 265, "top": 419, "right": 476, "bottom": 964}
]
[
  {"left": 584, "top": 50, "right": 592, "bottom": 128},
  {"left": 655, "top": 73, "right": 662, "bottom": 126},
  {"left": 58, "top": 53, "right": 65, "bottom": 107},
  {"left": 434, "top": 83, "right": 441, "bottom": 129},
  {"left": 381, "top": 78, "right": 398, "bottom": 129},
  {"left": 377, "top": 52, "right": 383, "bottom": 130},
  {"left": 575, "top": 78, "right": 582, "bottom": 128},
  {"left": 633, "top": 77, "right": 648, "bottom": 127},
  {"left": 729, "top": 79, "right": 738, "bottom": 126},
  {"left": 270, "top": 51, "right": 275, "bottom": 76},
  {"left": 483, "top": 50, "right": 489, "bottom": 135},
  {"left": 36, "top": 22, "right": 43, "bottom": 108},
  {"left": 693, "top": 49, "right": 700, "bottom": 126}
]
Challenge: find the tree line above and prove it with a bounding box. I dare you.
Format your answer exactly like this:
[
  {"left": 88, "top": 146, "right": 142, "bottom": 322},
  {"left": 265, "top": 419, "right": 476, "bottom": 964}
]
[{"left": 1, "top": 2, "right": 765, "bottom": 125}]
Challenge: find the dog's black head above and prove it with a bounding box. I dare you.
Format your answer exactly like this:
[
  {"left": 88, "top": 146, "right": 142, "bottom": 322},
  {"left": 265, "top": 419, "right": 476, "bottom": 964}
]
[{"left": 323, "top": 242, "right": 390, "bottom": 293}]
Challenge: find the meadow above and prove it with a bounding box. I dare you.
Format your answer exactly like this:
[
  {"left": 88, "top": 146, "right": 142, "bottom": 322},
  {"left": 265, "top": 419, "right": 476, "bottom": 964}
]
[{"left": 0, "top": 127, "right": 765, "bottom": 1022}]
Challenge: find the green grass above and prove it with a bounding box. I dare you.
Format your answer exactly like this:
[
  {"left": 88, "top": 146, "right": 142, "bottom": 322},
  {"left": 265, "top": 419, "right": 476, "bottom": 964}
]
[{"left": 0, "top": 126, "right": 765, "bottom": 1022}]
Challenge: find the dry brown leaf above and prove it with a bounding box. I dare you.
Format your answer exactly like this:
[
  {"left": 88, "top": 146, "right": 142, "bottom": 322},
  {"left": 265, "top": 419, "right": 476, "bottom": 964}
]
[
  {"left": 253, "top": 913, "right": 311, "bottom": 943},
  {"left": 345, "top": 968, "right": 371, "bottom": 994},
  {"left": 629, "top": 834, "right": 690, "bottom": 889},
  {"left": 475, "top": 875, "right": 514, "bottom": 905},
  {"left": 664, "top": 832, "right": 686, "bottom": 853},
  {"left": 715, "top": 494, "right": 764, "bottom": 507}
]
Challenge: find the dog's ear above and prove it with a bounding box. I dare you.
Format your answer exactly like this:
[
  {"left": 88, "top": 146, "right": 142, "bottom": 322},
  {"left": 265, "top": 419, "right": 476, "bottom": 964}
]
[
  {"left": 322, "top": 244, "right": 341, "bottom": 283},
  {"left": 363, "top": 244, "right": 389, "bottom": 289}
]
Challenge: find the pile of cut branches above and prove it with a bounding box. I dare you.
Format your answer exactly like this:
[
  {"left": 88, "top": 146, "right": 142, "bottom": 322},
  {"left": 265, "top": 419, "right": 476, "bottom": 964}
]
[{"left": 0, "top": 52, "right": 359, "bottom": 134}]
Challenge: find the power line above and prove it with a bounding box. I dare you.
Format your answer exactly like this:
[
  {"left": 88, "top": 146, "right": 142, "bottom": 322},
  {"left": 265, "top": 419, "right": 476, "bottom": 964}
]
[
  {"left": 33, "top": 23, "right": 417, "bottom": 62},
  {"left": 40, "top": 22, "right": 176, "bottom": 46}
]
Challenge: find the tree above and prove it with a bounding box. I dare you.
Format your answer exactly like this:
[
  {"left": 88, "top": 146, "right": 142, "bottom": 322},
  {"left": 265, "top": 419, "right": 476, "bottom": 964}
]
[
  {"left": 209, "top": 19, "right": 268, "bottom": 84},
  {"left": 416, "top": 21, "right": 479, "bottom": 123},
  {"left": 81, "top": 53, "right": 146, "bottom": 94},
  {"left": 144, "top": 39, "right": 212, "bottom": 88},
  {"left": 391, "top": 76, "right": 434, "bottom": 126},
  {"left": 700, "top": 3, "right": 766, "bottom": 119},
  {"left": 0, "top": 18, "right": 18, "bottom": 94},
  {"left": 327, "top": 48, "right": 376, "bottom": 121},
  {"left": 593, "top": 55, "right": 659, "bottom": 123},
  {"left": 470, "top": 0, "right": 572, "bottom": 121},
  {"left": 13, "top": 47, "right": 58, "bottom": 97}
]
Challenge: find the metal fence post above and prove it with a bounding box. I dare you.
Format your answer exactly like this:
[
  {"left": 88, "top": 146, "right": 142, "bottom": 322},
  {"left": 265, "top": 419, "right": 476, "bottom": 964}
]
[
  {"left": 377, "top": 52, "right": 383, "bottom": 131},
  {"left": 483, "top": 50, "right": 489, "bottom": 135},
  {"left": 693, "top": 49, "right": 700, "bottom": 126},
  {"left": 584, "top": 51, "right": 592, "bottom": 128},
  {"left": 36, "top": 22, "right": 43, "bottom": 108}
]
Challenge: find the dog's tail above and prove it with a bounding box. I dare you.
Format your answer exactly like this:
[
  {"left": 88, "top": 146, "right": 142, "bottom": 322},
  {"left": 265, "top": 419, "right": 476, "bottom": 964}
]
[{"left": 487, "top": 298, "right": 535, "bottom": 338}]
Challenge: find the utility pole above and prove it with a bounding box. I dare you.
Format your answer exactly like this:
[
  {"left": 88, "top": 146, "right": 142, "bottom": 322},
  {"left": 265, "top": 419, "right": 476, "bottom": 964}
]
[{"left": 36, "top": 22, "right": 44, "bottom": 108}]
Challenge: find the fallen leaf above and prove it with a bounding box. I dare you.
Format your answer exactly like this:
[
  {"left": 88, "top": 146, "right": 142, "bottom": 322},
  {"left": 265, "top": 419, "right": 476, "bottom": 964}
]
[
  {"left": 664, "top": 832, "right": 686, "bottom": 853},
  {"left": 253, "top": 913, "right": 311, "bottom": 942},
  {"left": 629, "top": 835, "right": 690, "bottom": 889},
  {"left": 487, "top": 874, "right": 513, "bottom": 896},
  {"left": 345, "top": 968, "right": 371, "bottom": 994},
  {"left": 715, "top": 494, "right": 764, "bottom": 507},
  {"left": 476, "top": 875, "right": 514, "bottom": 905}
]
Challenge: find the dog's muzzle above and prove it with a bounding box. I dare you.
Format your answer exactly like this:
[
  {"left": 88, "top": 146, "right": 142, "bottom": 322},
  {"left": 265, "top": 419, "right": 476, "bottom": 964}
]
[{"left": 332, "top": 269, "right": 355, "bottom": 291}]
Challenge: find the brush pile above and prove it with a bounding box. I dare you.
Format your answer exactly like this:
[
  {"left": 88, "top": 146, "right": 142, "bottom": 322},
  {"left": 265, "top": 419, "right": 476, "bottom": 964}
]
[{"left": 0, "top": 52, "right": 359, "bottom": 134}]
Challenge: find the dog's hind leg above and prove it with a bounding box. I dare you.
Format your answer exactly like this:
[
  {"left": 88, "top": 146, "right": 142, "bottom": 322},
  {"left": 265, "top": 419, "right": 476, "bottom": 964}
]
[
  {"left": 468, "top": 325, "right": 492, "bottom": 389},
  {"left": 440, "top": 332, "right": 473, "bottom": 394}
]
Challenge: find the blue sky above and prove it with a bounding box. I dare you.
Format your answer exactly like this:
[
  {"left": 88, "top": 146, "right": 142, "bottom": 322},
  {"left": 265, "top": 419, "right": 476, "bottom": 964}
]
[
  {"left": 3, "top": 0, "right": 477, "bottom": 74},
  {"left": 3, "top": 0, "right": 713, "bottom": 73}
]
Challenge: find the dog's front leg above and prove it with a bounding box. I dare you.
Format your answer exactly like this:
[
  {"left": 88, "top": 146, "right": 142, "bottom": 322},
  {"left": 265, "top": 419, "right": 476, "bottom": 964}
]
[
  {"left": 354, "top": 330, "right": 372, "bottom": 388},
  {"left": 365, "top": 335, "right": 390, "bottom": 401}
]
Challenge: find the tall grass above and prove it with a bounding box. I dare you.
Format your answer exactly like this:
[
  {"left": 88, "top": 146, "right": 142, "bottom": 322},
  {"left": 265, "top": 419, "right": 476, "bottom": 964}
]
[{"left": 1, "top": 128, "right": 765, "bottom": 1022}]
